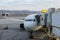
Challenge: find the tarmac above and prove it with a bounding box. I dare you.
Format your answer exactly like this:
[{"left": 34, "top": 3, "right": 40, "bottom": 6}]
[
  {"left": 0, "top": 16, "right": 49, "bottom": 40},
  {"left": 0, "top": 28, "right": 49, "bottom": 40}
]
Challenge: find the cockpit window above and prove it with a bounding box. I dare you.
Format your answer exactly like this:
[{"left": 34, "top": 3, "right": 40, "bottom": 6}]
[{"left": 25, "top": 19, "right": 35, "bottom": 21}]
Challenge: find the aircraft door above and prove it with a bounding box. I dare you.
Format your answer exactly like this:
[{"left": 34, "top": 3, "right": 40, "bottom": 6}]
[{"left": 35, "top": 15, "right": 40, "bottom": 26}]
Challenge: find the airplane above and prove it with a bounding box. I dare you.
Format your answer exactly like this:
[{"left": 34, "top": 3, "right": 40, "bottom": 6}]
[{"left": 20, "top": 14, "right": 46, "bottom": 38}]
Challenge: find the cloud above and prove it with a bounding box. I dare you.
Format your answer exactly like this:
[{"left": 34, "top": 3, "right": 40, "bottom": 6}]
[
  {"left": 0, "top": 0, "right": 59, "bottom": 5},
  {"left": 0, "top": 0, "right": 60, "bottom": 11},
  {"left": 24, "top": 0, "right": 34, "bottom": 2},
  {"left": 0, "top": 0, "right": 15, "bottom": 6},
  {"left": 0, "top": 0, "right": 15, "bottom": 3}
]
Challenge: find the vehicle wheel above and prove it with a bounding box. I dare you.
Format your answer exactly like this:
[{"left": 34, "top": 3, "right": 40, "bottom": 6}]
[{"left": 29, "top": 35, "right": 33, "bottom": 39}]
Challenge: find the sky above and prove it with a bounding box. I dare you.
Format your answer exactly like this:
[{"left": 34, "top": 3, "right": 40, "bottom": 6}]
[{"left": 0, "top": 0, "right": 60, "bottom": 11}]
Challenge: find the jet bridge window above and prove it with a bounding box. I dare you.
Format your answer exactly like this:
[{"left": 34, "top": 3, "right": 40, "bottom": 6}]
[{"left": 25, "top": 19, "right": 35, "bottom": 21}]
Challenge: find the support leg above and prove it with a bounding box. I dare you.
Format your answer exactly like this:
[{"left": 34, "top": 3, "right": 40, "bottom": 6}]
[{"left": 29, "top": 31, "right": 33, "bottom": 39}]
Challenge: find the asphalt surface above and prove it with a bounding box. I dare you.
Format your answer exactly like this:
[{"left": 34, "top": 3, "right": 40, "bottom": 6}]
[
  {"left": 0, "top": 29, "right": 49, "bottom": 40},
  {"left": 0, "top": 17, "right": 49, "bottom": 40}
]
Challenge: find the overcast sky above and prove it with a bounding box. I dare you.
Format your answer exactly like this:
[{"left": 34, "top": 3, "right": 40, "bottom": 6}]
[{"left": 0, "top": 0, "right": 60, "bottom": 11}]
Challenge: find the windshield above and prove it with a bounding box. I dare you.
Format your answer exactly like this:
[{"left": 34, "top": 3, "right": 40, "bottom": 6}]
[{"left": 25, "top": 19, "right": 35, "bottom": 22}]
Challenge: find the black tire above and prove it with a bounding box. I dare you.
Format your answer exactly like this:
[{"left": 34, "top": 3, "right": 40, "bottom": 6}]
[{"left": 29, "top": 35, "right": 33, "bottom": 39}]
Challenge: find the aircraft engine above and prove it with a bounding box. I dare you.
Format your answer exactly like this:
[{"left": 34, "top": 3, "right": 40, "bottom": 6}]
[{"left": 20, "top": 23, "right": 25, "bottom": 30}]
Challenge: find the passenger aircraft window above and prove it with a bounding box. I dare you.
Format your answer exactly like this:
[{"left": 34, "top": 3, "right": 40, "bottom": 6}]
[
  {"left": 25, "top": 19, "right": 35, "bottom": 21},
  {"left": 33, "top": 19, "right": 35, "bottom": 21}
]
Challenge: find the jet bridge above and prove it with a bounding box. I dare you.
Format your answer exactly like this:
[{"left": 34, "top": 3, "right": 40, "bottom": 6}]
[
  {"left": 43, "top": 8, "right": 60, "bottom": 40},
  {"left": 52, "top": 11, "right": 60, "bottom": 40}
]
